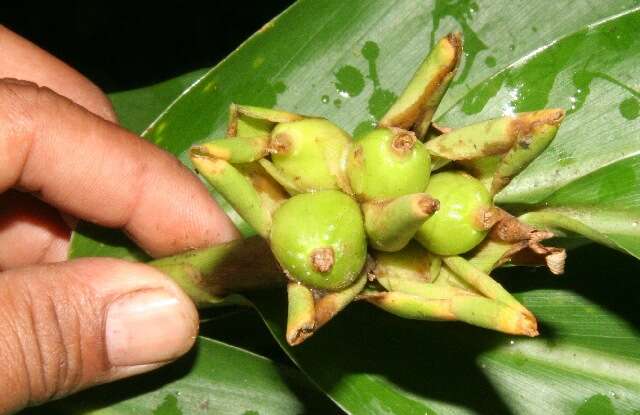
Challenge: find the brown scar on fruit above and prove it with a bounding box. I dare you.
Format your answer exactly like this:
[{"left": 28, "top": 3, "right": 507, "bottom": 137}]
[
  {"left": 270, "top": 133, "right": 292, "bottom": 154},
  {"left": 352, "top": 145, "right": 364, "bottom": 165},
  {"left": 311, "top": 247, "right": 335, "bottom": 273},
  {"left": 390, "top": 128, "right": 418, "bottom": 155}
]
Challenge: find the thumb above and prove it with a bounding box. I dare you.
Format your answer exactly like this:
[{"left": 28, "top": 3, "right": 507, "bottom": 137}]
[{"left": 0, "top": 258, "right": 198, "bottom": 414}]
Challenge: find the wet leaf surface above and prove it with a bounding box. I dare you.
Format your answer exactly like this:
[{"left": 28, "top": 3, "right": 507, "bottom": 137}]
[{"left": 68, "top": 1, "right": 640, "bottom": 413}]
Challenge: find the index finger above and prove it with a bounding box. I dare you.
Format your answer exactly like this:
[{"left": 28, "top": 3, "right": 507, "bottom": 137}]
[{"left": 0, "top": 80, "right": 239, "bottom": 257}]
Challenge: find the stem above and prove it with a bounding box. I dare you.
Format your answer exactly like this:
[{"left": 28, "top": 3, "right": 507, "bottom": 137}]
[
  {"left": 365, "top": 281, "right": 537, "bottom": 336},
  {"left": 376, "top": 275, "right": 473, "bottom": 299},
  {"left": 451, "top": 296, "right": 538, "bottom": 336},
  {"left": 429, "top": 255, "right": 442, "bottom": 281},
  {"left": 425, "top": 109, "right": 563, "bottom": 160},
  {"left": 519, "top": 210, "right": 616, "bottom": 249},
  {"left": 459, "top": 155, "right": 500, "bottom": 191},
  {"left": 315, "top": 270, "right": 368, "bottom": 329},
  {"left": 372, "top": 241, "right": 436, "bottom": 282},
  {"left": 286, "top": 283, "right": 316, "bottom": 346},
  {"left": 365, "top": 291, "right": 455, "bottom": 320},
  {"left": 258, "top": 158, "right": 301, "bottom": 195},
  {"left": 379, "top": 32, "right": 461, "bottom": 138},
  {"left": 236, "top": 162, "right": 289, "bottom": 217},
  {"left": 193, "top": 136, "right": 269, "bottom": 163},
  {"left": 425, "top": 109, "right": 564, "bottom": 194},
  {"left": 149, "top": 236, "right": 284, "bottom": 307},
  {"left": 363, "top": 193, "right": 439, "bottom": 252},
  {"left": 442, "top": 256, "right": 531, "bottom": 316},
  {"left": 467, "top": 239, "right": 515, "bottom": 273},
  {"left": 227, "top": 103, "right": 303, "bottom": 137},
  {"left": 191, "top": 154, "right": 272, "bottom": 238},
  {"left": 433, "top": 265, "right": 473, "bottom": 289},
  {"left": 430, "top": 155, "right": 451, "bottom": 171},
  {"left": 491, "top": 109, "right": 565, "bottom": 194}
]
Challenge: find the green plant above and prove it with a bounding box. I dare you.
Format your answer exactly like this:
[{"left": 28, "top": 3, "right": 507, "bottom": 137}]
[
  {"left": 173, "top": 32, "right": 567, "bottom": 347},
  {"left": 56, "top": 1, "right": 640, "bottom": 414}
]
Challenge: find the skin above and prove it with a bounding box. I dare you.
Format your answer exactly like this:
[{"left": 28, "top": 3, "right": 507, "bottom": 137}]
[{"left": 0, "top": 26, "right": 239, "bottom": 413}]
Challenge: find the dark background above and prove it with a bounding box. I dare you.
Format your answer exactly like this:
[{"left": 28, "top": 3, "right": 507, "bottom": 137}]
[{"left": 2, "top": 2, "right": 295, "bottom": 93}]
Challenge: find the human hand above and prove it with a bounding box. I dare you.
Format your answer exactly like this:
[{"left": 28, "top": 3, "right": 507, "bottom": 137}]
[{"left": 0, "top": 26, "right": 239, "bottom": 413}]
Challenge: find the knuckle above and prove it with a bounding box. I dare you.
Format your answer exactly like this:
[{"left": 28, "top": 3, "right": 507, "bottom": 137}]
[
  {"left": 0, "top": 80, "right": 62, "bottom": 190},
  {"left": 0, "top": 80, "right": 64, "bottom": 136},
  {"left": 0, "top": 79, "right": 40, "bottom": 129}
]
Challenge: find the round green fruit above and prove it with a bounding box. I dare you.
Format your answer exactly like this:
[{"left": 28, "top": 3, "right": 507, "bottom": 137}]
[
  {"left": 415, "top": 171, "right": 491, "bottom": 255},
  {"left": 346, "top": 128, "right": 431, "bottom": 201},
  {"left": 270, "top": 190, "right": 367, "bottom": 290},
  {"left": 270, "top": 118, "right": 351, "bottom": 192}
]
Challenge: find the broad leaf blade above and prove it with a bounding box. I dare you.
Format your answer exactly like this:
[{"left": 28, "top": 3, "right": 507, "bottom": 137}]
[
  {"left": 45, "top": 337, "right": 334, "bottom": 414},
  {"left": 68, "top": 0, "right": 640, "bottom": 414},
  {"left": 437, "top": 8, "right": 640, "bottom": 259},
  {"left": 111, "top": 69, "right": 208, "bottom": 135}
]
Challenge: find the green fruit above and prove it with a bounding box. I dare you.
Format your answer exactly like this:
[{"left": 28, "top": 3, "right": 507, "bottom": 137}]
[
  {"left": 346, "top": 128, "right": 431, "bottom": 201},
  {"left": 270, "top": 190, "right": 367, "bottom": 290},
  {"left": 270, "top": 118, "right": 351, "bottom": 192},
  {"left": 416, "top": 171, "right": 491, "bottom": 255}
]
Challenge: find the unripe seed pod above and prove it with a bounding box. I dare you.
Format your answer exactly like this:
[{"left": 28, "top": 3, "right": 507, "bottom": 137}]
[
  {"left": 346, "top": 128, "right": 431, "bottom": 201},
  {"left": 270, "top": 190, "right": 367, "bottom": 290},
  {"left": 416, "top": 171, "right": 491, "bottom": 255},
  {"left": 270, "top": 119, "right": 352, "bottom": 192}
]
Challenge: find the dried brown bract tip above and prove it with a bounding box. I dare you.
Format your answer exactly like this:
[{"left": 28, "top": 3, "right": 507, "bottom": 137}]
[
  {"left": 488, "top": 210, "right": 566, "bottom": 275},
  {"left": 416, "top": 195, "right": 440, "bottom": 216}
]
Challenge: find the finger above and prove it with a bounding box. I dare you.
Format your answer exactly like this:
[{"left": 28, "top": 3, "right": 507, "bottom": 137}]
[
  {"left": 0, "top": 25, "right": 116, "bottom": 121},
  {"left": 0, "top": 190, "right": 70, "bottom": 270},
  {"left": 0, "top": 80, "right": 239, "bottom": 257},
  {"left": 0, "top": 258, "right": 198, "bottom": 413}
]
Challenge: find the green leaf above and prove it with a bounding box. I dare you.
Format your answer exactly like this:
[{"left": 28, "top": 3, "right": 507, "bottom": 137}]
[
  {"left": 68, "top": 0, "right": 640, "bottom": 414},
  {"left": 111, "top": 69, "right": 208, "bottom": 135},
  {"left": 44, "top": 336, "right": 334, "bottom": 414},
  {"left": 436, "top": 7, "right": 640, "bottom": 259}
]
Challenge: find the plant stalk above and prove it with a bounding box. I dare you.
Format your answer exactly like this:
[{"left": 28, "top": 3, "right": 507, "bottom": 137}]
[
  {"left": 363, "top": 193, "right": 439, "bottom": 252},
  {"left": 150, "top": 236, "right": 284, "bottom": 307}
]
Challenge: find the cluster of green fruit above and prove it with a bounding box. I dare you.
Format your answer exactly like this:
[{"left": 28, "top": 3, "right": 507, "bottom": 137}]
[{"left": 186, "top": 33, "right": 566, "bottom": 345}]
